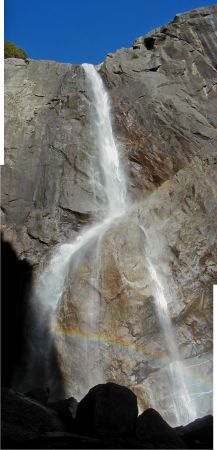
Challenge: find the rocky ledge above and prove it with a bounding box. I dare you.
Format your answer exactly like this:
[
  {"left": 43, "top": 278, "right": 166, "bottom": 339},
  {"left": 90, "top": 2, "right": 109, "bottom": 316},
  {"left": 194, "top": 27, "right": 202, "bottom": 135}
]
[{"left": 2, "top": 383, "right": 213, "bottom": 449}]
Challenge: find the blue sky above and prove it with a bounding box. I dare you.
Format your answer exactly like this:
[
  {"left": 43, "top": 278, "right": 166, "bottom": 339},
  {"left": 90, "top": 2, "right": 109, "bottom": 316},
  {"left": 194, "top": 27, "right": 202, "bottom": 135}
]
[{"left": 4, "top": 0, "right": 216, "bottom": 64}]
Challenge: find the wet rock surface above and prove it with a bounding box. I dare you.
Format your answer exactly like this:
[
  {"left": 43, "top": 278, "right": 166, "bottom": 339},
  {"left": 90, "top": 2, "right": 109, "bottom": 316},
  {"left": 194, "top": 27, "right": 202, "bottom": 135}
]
[{"left": 2, "top": 5, "right": 216, "bottom": 422}]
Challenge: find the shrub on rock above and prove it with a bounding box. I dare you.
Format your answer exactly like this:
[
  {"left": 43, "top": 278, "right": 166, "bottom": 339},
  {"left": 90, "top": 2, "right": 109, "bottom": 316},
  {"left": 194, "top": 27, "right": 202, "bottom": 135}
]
[
  {"left": 75, "top": 382, "right": 138, "bottom": 438},
  {"left": 4, "top": 41, "right": 28, "bottom": 59}
]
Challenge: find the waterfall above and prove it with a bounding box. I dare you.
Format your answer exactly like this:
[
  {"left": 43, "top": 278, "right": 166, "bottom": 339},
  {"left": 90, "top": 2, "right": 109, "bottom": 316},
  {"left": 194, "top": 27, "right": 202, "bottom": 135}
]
[
  {"left": 35, "top": 64, "right": 127, "bottom": 317},
  {"left": 22, "top": 63, "right": 198, "bottom": 425},
  {"left": 140, "top": 225, "right": 197, "bottom": 425},
  {"left": 82, "top": 64, "right": 127, "bottom": 217},
  {"left": 25, "top": 64, "right": 128, "bottom": 397}
]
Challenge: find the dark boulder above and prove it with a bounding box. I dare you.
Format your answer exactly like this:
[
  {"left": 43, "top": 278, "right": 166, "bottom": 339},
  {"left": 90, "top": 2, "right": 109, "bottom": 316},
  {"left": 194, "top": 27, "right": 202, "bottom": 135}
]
[
  {"left": 75, "top": 382, "right": 138, "bottom": 438},
  {"left": 48, "top": 397, "right": 78, "bottom": 431},
  {"left": 2, "top": 387, "right": 64, "bottom": 443},
  {"left": 1, "top": 433, "right": 152, "bottom": 449},
  {"left": 135, "top": 408, "right": 186, "bottom": 448},
  {"left": 175, "top": 415, "right": 213, "bottom": 449},
  {"left": 25, "top": 387, "right": 50, "bottom": 406}
]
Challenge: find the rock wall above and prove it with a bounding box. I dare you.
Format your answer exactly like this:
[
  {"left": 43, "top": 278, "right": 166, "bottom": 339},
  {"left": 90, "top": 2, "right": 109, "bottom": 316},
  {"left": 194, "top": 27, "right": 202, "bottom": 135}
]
[{"left": 2, "top": 5, "right": 216, "bottom": 425}]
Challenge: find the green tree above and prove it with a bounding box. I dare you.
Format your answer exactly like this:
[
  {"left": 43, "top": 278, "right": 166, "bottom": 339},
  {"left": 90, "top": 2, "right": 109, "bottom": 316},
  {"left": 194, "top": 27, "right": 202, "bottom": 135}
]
[{"left": 4, "top": 41, "right": 28, "bottom": 60}]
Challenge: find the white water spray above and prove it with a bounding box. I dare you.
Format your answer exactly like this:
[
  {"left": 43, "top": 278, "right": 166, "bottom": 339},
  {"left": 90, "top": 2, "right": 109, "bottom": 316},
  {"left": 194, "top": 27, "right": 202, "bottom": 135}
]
[{"left": 140, "top": 225, "right": 197, "bottom": 425}]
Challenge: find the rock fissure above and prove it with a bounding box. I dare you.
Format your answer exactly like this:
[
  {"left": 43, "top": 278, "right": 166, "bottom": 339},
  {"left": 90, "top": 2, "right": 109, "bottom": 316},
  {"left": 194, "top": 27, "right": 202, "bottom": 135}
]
[
  {"left": 26, "top": 229, "right": 50, "bottom": 246},
  {"left": 48, "top": 144, "right": 73, "bottom": 168}
]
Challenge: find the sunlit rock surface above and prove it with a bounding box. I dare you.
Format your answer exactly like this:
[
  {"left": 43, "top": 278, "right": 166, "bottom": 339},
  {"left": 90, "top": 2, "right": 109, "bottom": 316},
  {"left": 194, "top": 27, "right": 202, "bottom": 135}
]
[{"left": 2, "top": 5, "right": 216, "bottom": 425}]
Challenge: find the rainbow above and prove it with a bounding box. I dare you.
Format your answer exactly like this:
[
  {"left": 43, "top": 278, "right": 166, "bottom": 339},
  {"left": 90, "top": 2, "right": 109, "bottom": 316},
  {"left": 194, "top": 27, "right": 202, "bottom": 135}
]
[
  {"left": 55, "top": 325, "right": 168, "bottom": 365},
  {"left": 55, "top": 325, "right": 213, "bottom": 392}
]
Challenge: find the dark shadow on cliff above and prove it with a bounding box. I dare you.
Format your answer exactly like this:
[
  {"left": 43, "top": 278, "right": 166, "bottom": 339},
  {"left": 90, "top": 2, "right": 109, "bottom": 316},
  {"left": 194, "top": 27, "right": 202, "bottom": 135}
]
[
  {"left": 1, "top": 234, "right": 65, "bottom": 400},
  {"left": 1, "top": 234, "right": 32, "bottom": 387}
]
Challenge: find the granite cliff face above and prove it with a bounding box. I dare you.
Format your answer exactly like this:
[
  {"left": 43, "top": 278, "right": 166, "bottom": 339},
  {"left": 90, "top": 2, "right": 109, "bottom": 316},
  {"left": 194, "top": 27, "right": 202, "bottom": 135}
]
[{"left": 2, "top": 5, "right": 216, "bottom": 425}]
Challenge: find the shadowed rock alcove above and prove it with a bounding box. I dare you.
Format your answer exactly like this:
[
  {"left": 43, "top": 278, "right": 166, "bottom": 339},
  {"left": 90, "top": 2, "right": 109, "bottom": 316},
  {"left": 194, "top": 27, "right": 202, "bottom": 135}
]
[
  {"left": 1, "top": 235, "right": 32, "bottom": 387},
  {"left": 1, "top": 234, "right": 65, "bottom": 399}
]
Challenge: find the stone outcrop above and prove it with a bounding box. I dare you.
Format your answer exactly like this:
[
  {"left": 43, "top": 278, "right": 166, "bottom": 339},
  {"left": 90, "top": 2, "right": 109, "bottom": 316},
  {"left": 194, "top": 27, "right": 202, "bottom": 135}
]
[
  {"left": 2, "top": 384, "right": 212, "bottom": 449},
  {"left": 1, "top": 387, "right": 64, "bottom": 442},
  {"left": 175, "top": 414, "right": 213, "bottom": 449},
  {"left": 25, "top": 387, "right": 50, "bottom": 406},
  {"left": 75, "top": 382, "right": 138, "bottom": 438},
  {"left": 48, "top": 396, "right": 78, "bottom": 432},
  {"left": 136, "top": 408, "right": 185, "bottom": 448},
  {"left": 2, "top": 5, "right": 216, "bottom": 424}
]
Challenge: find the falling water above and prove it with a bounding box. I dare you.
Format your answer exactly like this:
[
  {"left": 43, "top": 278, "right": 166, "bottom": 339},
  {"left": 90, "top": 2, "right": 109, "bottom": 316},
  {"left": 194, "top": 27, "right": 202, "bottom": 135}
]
[
  {"left": 140, "top": 225, "right": 197, "bottom": 425},
  {"left": 23, "top": 63, "right": 199, "bottom": 424},
  {"left": 36, "top": 64, "right": 127, "bottom": 315},
  {"left": 27, "top": 64, "right": 128, "bottom": 396},
  {"left": 82, "top": 63, "right": 127, "bottom": 216}
]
